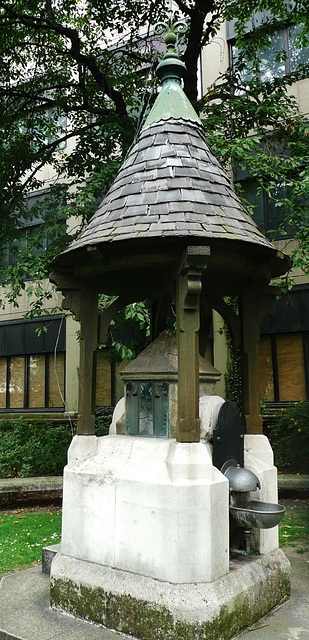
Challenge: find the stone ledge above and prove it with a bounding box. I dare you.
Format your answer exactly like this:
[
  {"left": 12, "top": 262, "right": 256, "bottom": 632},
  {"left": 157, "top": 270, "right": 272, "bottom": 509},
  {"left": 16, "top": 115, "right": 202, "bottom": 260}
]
[
  {"left": 0, "top": 476, "right": 63, "bottom": 494},
  {"left": 50, "top": 549, "right": 290, "bottom": 640}
]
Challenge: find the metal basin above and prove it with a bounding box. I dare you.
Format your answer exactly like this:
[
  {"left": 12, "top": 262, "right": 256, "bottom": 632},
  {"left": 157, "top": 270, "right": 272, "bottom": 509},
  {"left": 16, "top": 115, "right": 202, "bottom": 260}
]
[{"left": 230, "top": 500, "right": 285, "bottom": 529}]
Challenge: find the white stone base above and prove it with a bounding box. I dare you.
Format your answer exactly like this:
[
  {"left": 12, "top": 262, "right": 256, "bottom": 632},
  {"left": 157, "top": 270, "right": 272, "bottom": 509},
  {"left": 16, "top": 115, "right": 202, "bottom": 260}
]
[
  {"left": 244, "top": 434, "right": 280, "bottom": 554},
  {"left": 61, "top": 434, "right": 229, "bottom": 584},
  {"left": 50, "top": 548, "right": 290, "bottom": 640}
]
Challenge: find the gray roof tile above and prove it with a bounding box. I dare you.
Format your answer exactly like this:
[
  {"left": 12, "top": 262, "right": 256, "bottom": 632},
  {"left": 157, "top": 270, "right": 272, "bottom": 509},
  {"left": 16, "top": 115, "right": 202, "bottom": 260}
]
[{"left": 64, "top": 118, "right": 274, "bottom": 255}]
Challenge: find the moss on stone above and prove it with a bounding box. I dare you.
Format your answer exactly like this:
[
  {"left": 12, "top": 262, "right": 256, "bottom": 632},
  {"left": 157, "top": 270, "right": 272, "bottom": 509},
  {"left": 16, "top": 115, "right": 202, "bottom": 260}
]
[{"left": 50, "top": 566, "right": 290, "bottom": 640}]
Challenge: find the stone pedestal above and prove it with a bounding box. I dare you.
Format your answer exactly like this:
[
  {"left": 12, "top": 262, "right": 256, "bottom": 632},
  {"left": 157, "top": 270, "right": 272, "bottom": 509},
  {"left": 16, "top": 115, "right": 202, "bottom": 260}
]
[
  {"left": 50, "top": 422, "right": 290, "bottom": 639},
  {"left": 58, "top": 434, "right": 229, "bottom": 584}
]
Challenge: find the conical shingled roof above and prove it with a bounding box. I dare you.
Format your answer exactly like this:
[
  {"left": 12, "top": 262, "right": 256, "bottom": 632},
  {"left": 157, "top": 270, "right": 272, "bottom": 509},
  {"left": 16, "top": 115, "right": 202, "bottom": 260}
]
[
  {"left": 65, "top": 112, "right": 272, "bottom": 252},
  {"left": 55, "top": 23, "right": 289, "bottom": 292}
]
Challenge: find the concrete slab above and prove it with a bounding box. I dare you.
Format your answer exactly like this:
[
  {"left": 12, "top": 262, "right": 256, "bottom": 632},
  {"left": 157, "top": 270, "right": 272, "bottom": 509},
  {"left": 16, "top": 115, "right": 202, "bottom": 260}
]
[
  {"left": 232, "top": 547, "right": 309, "bottom": 640},
  {"left": 0, "top": 565, "right": 131, "bottom": 640}
]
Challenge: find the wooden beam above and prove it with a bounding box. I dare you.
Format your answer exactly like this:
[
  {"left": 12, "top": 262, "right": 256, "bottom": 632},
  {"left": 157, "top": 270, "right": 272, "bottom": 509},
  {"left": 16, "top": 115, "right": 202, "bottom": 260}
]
[
  {"left": 77, "top": 287, "right": 98, "bottom": 435},
  {"left": 176, "top": 246, "right": 209, "bottom": 443}
]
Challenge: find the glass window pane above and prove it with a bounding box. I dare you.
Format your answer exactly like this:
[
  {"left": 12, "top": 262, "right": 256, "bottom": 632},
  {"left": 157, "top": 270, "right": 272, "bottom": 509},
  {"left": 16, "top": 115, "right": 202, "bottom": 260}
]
[
  {"left": 241, "top": 180, "right": 265, "bottom": 233},
  {"left": 96, "top": 349, "right": 111, "bottom": 406},
  {"left": 259, "top": 336, "right": 274, "bottom": 402},
  {"left": 289, "top": 24, "right": 308, "bottom": 72},
  {"left": 126, "top": 381, "right": 169, "bottom": 437},
  {"left": 153, "top": 382, "right": 169, "bottom": 437},
  {"left": 0, "top": 357, "right": 7, "bottom": 408},
  {"left": 48, "top": 352, "right": 65, "bottom": 408},
  {"left": 126, "top": 381, "right": 139, "bottom": 435},
  {"left": 276, "top": 333, "right": 306, "bottom": 401},
  {"left": 259, "top": 30, "right": 286, "bottom": 82},
  {"left": 29, "top": 354, "right": 45, "bottom": 408},
  {"left": 267, "top": 184, "right": 295, "bottom": 237},
  {"left": 9, "top": 356, "right": 25, "bottom": 408},
  {"left": 231, "top": 45, "right": 255, "bottom": 91},
  {"left": 139, "top": 382, "right": 153, "bottom": 436}
]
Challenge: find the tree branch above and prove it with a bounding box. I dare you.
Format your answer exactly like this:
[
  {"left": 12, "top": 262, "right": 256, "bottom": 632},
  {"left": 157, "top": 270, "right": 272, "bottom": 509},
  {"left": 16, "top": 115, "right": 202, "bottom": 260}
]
[{"left": 0, "top": 1, "right": 129, "bottom": 116}]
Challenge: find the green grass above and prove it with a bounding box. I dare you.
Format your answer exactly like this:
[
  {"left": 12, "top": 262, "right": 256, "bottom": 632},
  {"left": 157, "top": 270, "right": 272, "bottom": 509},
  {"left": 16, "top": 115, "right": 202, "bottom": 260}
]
[
  {"left": 279, "top": 501, "right": 309, "bottom": 553},
  {"left": 0, "top": 509, "right": 62, "bottom": 574}
]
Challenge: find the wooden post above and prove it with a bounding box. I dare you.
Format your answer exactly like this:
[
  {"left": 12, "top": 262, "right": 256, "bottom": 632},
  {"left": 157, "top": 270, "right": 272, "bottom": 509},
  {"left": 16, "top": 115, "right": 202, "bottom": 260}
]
[
  {"left": 77, "top": 287, "right": 98, "bottom": 435},
  {"left": 176, "top": 246, "right": 209, "bottom": 442},
  {"left": 239, "top": 292, "right": 263, "bottom": 434}
]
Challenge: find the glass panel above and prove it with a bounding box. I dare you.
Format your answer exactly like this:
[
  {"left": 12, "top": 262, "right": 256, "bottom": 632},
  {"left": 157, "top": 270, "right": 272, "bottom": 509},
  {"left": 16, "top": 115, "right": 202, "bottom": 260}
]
[
  {"left": 231, "top": 45, "right": 254, "bottom": 92},
  {"left": 96, "top": 349, "right": 111, "bottom": 406},
  {"left": 29, "top": 354, "right": 45, "bottom": 408},
  {"left": 9, "top": 356, "right": 25, "bottom": 408},
  {"left": 266, "top": 184, "right": 295, "bottom": 237},
  {"left": 48, "top": 352, "right": 65, "bottom": 408},
  {"left": 259, "top": 30, "right": 286, "bottom": 83},
  {"left": 289, "top": 24, "right": 308, "bottom": 72},
  {"left": 241, "top": 180, "right": 265, "bottom": 233},
  {"left": 139, "top": 382, "right": 153, "bottom": 436},
  {"left": 126, "top": 381, "right": 169, "bottom": 437},
  {"left": 0, "top": 357, "right": 7, "bottom": 408},
  {"left": 276, "top": 333, "right": 306, "bottom": 401},
  {"left": 126, "top": 382, "right": 139, "bottom": 435},
  {"left": 153, "top": 382, "right": 169, "bottom": 437},
  {"left": 259, "top": 336, "right": 274, "bottom": 402}
]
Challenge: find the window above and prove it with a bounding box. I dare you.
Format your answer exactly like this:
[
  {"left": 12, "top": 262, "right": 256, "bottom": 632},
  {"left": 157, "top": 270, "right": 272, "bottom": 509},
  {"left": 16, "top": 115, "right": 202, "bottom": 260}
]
[
  {"left": 259, "top": 333, "right": 307, "bottom": 402},
  {"left": 1, "top": 188, "right": 65, "bottom": 270},
  {"left": 229, "top": 22, "right": 308, "bottom": 84},
  {"left": 235, "top": 176, "right": 294, "bottom": 239},
  {"left": 0, "top": 316, "right": 65, "bottom": 411},
  {"left": 259, "top": 287, "right": 309, "bottom": 403}
]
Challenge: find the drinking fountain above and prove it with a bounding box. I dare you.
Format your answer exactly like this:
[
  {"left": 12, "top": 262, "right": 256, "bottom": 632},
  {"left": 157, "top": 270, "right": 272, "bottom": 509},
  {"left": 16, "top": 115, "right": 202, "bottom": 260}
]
[{"left": 212, "top": 401, "right": 285, "bottom": 552}]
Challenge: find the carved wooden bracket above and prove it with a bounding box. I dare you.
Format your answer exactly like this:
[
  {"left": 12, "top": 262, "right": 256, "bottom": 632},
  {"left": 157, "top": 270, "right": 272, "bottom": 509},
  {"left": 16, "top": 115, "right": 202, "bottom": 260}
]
[{"left": 176, "top": 246, "right": 209, "bottom": 443}]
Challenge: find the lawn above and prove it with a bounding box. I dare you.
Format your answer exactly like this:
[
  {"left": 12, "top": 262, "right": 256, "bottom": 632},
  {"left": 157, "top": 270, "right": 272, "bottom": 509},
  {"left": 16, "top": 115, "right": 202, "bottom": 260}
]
[
  {"left": 279, "top": 499, "right": 309, "bottom": 553},
  {"left": 0, "top": 508, "right": 61, "bottom": 574}
]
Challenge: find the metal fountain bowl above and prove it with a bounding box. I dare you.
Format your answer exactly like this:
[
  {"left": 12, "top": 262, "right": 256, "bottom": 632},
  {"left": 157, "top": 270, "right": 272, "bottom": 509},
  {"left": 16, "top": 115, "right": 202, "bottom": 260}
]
[{"left": 230, "top": 500, "right": 286, "bottom": 529}]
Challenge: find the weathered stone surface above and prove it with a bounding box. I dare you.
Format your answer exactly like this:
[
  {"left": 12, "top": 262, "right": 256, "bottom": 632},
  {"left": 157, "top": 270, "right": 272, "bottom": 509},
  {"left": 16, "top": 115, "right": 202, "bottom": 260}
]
[{"left": 50, "top": 548, "right": 290, "bottom": 640}]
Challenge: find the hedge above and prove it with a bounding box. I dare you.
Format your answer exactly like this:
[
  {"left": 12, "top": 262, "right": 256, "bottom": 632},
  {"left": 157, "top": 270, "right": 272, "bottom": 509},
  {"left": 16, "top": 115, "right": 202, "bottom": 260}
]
[{"left": 0, "top": 406, "right": 114, "bottom": 478}]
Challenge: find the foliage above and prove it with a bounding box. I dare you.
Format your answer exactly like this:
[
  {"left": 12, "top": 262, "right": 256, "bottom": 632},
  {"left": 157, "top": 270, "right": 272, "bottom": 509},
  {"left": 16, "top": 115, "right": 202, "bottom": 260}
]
[
  {"left": 107, "top": 301, "right": 151, "bottom": 362},
  {"left": 201, "top": 19, "right": 309, "bottom": 283},
  {"left": 0, "top": 418, "right": 74, "bottom": 478},
  {"left": 0, "top": 412, "right": 116, "bottom": 478},
  {"left": 95, "top": 406, "right": 114, "bottom": 436},
  {"left": 0, "top": 509, "right": 62, "bottom": 574},
  {"left": 264, "top": 401, "right": 309, "bottom": 472},
  {"left": 0, "top": 0, "right": 308, "bottom": 311},
  {"left": 279, "top": 500, "right": 309, "bottom": 552}
]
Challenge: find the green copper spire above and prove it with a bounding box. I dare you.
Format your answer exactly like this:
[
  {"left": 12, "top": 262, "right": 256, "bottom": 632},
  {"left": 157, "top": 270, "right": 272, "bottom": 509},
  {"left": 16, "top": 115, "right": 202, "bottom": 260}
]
[{"left": 143, "top": 4, "right": 200, "bottom": 127}]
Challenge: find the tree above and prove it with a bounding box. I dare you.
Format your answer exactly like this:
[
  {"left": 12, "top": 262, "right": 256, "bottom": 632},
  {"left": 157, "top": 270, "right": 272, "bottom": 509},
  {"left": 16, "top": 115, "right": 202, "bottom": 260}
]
[{"left": 0, "top": 0, "right": 308, "bottom": 314}]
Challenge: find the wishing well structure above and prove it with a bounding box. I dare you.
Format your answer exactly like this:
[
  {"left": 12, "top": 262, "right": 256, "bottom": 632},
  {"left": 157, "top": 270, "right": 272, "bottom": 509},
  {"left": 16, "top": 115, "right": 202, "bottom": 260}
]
[{"left": 49, "top": 13, "right": 290, "bottom": 640}]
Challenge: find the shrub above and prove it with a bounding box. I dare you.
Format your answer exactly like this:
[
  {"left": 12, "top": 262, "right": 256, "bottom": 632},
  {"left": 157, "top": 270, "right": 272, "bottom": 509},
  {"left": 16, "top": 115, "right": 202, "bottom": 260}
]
[
  {"left": 95, "top": 406, "right": 114, "bottom": 436},
  {"left": 0, "top": 407, "right": 115, "bottom": 478},
  {"left": 0, "top": 418, "right": 75, "bottom": 478},
  {"left": 264, "top": 401, "right": 309, "bottom": 473}
]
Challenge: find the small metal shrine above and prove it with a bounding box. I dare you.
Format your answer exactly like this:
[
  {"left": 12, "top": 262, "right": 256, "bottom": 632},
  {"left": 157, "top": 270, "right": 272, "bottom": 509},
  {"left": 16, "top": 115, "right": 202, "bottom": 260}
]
[
  {"left": 49, "top": 7, "right": 290, "bottom": 639},
  {"left": 120, "top": 330, "right": 221, "bottom": 437}
]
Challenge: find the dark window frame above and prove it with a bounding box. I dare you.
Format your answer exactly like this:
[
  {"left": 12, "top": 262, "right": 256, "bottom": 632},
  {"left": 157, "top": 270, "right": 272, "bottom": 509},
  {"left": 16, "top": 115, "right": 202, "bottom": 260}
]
[
  {"left": 228, "top": 23, "right": 308, "bottom": 86},
  {"left": 2, "top": 351, "right": 66, "bottom": 412},
  {"left": 0, "top": 315, "right": 66, "bottom": 413}
]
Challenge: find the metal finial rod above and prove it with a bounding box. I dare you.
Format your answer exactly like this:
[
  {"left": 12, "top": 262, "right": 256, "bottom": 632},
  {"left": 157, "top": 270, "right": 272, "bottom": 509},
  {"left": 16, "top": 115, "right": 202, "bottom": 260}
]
[{"left": 153, "top": 0, "right": 187, "bottom": 43}]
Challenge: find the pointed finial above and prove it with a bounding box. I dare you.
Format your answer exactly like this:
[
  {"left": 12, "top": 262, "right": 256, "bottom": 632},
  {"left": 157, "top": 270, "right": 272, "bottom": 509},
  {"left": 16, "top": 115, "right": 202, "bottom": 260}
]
[{"left": 154, "top": 1, "right": 187, "bottom": 82}]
